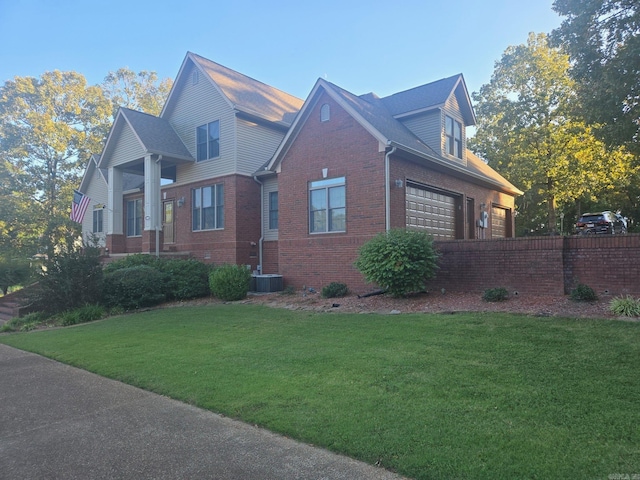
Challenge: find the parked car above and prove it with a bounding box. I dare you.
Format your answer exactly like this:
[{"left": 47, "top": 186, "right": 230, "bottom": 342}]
[{"left": 575, "top": 211, "right": 627, "bottom": 235}]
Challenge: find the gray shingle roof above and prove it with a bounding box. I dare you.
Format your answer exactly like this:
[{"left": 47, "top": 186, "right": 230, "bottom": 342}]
[
  {"left": 120, "top": 108, "right": 192, "bottom": 160},
  {"left": 190, "top": 53, "right": 303, "bottom": 125},
  {"left": 380, "top": 75, "right": 462, "bottom": 116}
]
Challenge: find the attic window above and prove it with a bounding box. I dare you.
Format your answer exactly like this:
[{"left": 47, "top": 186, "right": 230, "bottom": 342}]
[
  {"left": 445, "top": 116, "right": 462, "bottom": 159},
  {"left": 320, "top": 104, "right": 330, "bottom": 122},
  {"left": 192, "top": 70, "right": 199, "bottom": 85}
]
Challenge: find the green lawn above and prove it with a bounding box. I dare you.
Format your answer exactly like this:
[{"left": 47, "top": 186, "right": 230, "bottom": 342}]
[{"left": 1, "top": 305, "right": 638, "bottom": 479}]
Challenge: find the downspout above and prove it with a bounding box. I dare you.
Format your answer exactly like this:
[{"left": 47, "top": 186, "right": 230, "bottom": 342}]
[
  {"left": 385, "top": 145, "right": 397, "bottom": 232},
  {"left": 253, "top": 175, "right": 264, "bottom": 274},
  {"left": 155, "top": 155, "right": 164, "bottom": 258}
]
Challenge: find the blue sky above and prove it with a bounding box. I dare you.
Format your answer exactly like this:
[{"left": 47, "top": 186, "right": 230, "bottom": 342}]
[{"left": 0, "top": 0, "right": 563, "bottom": 100}]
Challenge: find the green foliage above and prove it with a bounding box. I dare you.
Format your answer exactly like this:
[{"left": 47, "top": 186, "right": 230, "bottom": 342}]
[
  {"left": 159, "top": 259, "right": 212, "bottom": 301},
  {"left": 30, "top": 244, "right": 103, "bottom": 315},
  {"left": 104, "top": 255, "right": 211, "bottom": 301},
  {"left": 551, "top": 1, "right": 640, "bottom": 155},
  {"left": 321, "top": 282, "right": 349, "bottom": 298},
  {"left": 0, "top": 256, "right": 32, "bottom": 295},
  {"left": 102, "top": 68, "right": 173, "bottom": 117},
  {"left": 470, "top": 32, "right": 632, "bottom": 235},
  {"left": 609, "top": 296, "right": 640, "bottom": 317},
  {"left": 354, "top": 229, "right": 439, "bottom": 298},
  {"left": 209, "top": 264, "right": 251, "bottom": 301},
  {"left": 482, "top": 287, "right": 509, "bottom": 302},
  {"left": 57, "top": 304, "right": 106, "bottom": 326},
  {"left": 0, "top": 311, "right": 49, "bottom": 333},
  {"left": 570, "top": 283, "right": 598, "bottom": 302},
  {"left": 102, "top": 265, "right": 166, "bottom": 310}
]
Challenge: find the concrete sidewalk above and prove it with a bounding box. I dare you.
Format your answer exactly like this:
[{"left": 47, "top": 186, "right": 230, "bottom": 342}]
[{"left": 0, "top": 344, "right": 406, "bottom": 479}]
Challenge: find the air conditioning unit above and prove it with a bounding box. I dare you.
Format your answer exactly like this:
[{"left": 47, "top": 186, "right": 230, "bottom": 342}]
[{"left": 251, "top": 274, "right": 284, "bottom": 293}]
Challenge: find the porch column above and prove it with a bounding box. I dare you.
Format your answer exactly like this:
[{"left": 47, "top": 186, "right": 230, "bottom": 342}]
[
  {"left": 106, "top": 167, "right": 124, "bottom": 253},
  {"left": 143, "top": 155, "right": 162, "bottom": 253}
]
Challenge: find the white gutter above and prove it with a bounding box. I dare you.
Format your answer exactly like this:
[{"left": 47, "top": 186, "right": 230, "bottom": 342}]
[{"left": 385, "top": 146, "right": 397, "bottom": 231}]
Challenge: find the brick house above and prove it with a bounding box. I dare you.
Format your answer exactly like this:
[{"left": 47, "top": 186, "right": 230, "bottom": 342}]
[{"left": 79, "top": 52, "right": 521, "bottom": 292}]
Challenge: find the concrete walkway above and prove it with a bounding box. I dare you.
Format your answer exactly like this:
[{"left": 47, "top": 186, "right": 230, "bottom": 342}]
[{"left": 0, "top": 344, "right": 406, "bottom": 480}]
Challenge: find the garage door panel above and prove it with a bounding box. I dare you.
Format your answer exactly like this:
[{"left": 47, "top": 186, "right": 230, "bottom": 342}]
[{"left": 406, "top": 185, "right": 456, "bottom": 239}]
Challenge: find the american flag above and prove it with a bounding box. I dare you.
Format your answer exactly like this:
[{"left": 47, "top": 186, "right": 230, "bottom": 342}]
[{"left": 70, "top": 190, "right": 91, "bottom": 223}]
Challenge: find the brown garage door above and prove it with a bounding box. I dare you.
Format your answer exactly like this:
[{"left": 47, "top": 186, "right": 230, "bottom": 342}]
[
  {"left": 491, "top": 206, "right": 507, "bottom": 238},
  {"left": 406, "top": 184, "right": 456, "bottom": 239}
]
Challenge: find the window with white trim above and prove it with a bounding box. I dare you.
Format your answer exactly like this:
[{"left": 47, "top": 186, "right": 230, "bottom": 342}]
[
  {"left": 196, "top": 121, "right": 220, "bottom": 161},
  {"left": 192, "top": 184, "right": 224, "bottom": 230},
  {"left": 126, "top": 199, "right": 142, "bottom": 237},
  {"left": 320, "top": 103, "right": 330, "bottom": 122},
  {"left": 92, "top": 208, "right": 103, "bottom": 233},
  {"left": 309, "top": 177, "right": 345, "bottom": 233},
  {"left": 445, "top": 115, "right": 462, "bottom": 159}
]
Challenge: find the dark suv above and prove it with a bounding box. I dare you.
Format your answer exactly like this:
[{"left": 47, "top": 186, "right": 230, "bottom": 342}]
[{"left": 575, "top": 211, "right": 627, "bottom": 235}]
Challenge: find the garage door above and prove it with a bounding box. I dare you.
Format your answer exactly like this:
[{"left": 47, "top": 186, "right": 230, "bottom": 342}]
[
  {"left": 491, "top": 206, "right": 507, "bottom": 238},
  {"left": 406, "top": 184, "right": 456, "bottom": 239}
]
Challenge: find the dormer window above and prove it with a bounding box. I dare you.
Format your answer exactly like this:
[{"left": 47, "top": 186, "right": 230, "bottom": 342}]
[
  {"left": 445, "top": 116, "right": 462, "bottom": 159},
  {"left": 320, "top": 103, "right": 330, "bottom": 122}
]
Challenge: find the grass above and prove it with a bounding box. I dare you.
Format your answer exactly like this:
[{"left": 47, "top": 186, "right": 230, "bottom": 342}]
[{"left": 1, "top": 305, "right": 639, "bottom": 479}]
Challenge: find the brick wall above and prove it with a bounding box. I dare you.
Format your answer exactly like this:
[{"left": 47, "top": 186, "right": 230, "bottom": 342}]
[{"left": 425, "top": 234, "right": 640, "bottom": 297}]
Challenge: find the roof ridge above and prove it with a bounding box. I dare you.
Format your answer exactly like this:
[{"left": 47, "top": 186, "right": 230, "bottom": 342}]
[{"left": 381, "top": 74, "right": 462, "bottom": 100}]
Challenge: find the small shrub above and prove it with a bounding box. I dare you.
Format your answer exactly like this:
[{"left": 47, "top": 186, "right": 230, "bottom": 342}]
[
  {"left": 570, "top": 283, "right": 598, "bottom": 302},
  {"left": 354, "top": 228, "right": 439, "bottom": 298},
  {"left": 322, "top": 282, "right": 349, "bottom": 298},
  {"left": 102, "top": 265, "right": 167, "bottom": 310},
  {"left": 209, "top": 264, "right": 251, "bottom": 301},
  {"left": 609, "top": 296, "right": 640, "bottom": 317},
  {"left": 482, "top": 287, "right": 509, "bottom": 302}
]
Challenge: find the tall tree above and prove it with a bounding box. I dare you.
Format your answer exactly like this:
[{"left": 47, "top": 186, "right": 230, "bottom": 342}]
[
  {"left": 0, "top": 71, "right": 112, "bottom": 256},
  {"left": 470, "top": 33, "right": 629, "bottom": 235},
  {"left": 551, "top": 0, "right": 640, "bottom": 153},
  {"left": 102, "top": 68, "right": 173, "bottom": 116}
]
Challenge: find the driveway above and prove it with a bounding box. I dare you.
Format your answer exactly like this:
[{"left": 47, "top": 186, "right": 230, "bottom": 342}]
[{"left": 0, "top": 344, "right": 405, "bottom": 479}]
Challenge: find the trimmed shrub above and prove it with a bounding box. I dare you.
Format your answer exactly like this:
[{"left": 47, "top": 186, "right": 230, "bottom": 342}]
[
  {"left": 209, "top": 264, "right": 251, "bottom": 301},
  {"left": 609, "top": 296, "right": 640, "bottom": 317},
  {"left": 354, "top": 228, "right": 439, "bottom": 298},
  {"left": 322, "top": 282, "right": 349, "bottom": 298},
  {"left": 482, "top": 287, "right": 509, "bottom": 302},
  {"left": 103, "top": 253, "right": 161, "bottom": 274},
  {"left": 102, "top": 265, "right": 167, "bottom": 310},
  {"left": 160, "top": 259, "right": 212, "bottom": 300},
  {"left": 570, "top": 283, "right": 597, "bottom": 302}
]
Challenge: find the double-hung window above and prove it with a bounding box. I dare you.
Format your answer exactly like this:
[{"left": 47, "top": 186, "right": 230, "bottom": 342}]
[
  {"left": 92, "top": 208, "right": 103, "bottom": 234},
  {"left": 309, "top": 177, "right": 346, "bottom": 233},
  {"left": 126, "top": 198, "right": 143, "bottom": 237},
  {"left": 192, "top": 184, "right": 224, "bottom": 230},
  {"left": 445, "top": 115, "right": 462, "bottom": 159},
  {"left": 196, "top": 121, "right": 220, "bottom": 161},
  {"left": 269, "top": 191, "right": 278, "bottom": 230}
]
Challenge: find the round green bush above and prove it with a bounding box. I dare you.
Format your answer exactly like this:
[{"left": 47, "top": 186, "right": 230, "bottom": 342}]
[
  {"left": 570, "top": 283, "right": 597, "bottom": 302},
  {"left": 482, "top": 287, "right": 509, "bottom": 302},
  {"left": 209, "top": 264, "right": 252, "bottom": 301},
  {"left": 160, "top": 259, "right": 212, "bottom": 300},
  {"left": 102, "top": 265, "right": 167, "bottom": 310},
  {"left": 354, "top": 229, "right": 439, "bottom": 298},
  {"left": 322, "top": 282, "right": 349, "bottom": 298}
]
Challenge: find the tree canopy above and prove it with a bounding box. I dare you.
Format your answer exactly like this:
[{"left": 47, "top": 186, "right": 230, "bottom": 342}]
[
  {"left": 551, "top": 0, "right": 640, "bottom": 153},
  {"left": 470, "top": 33, "right": 634, "bottom": 235},
  {"left": 0, "top": 69, "right": 172, "bottom": 258}
]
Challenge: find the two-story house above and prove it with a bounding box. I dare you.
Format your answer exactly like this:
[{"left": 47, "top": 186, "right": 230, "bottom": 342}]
[{"left": 79, "top": 52, "right": 521, "bottom": 292}]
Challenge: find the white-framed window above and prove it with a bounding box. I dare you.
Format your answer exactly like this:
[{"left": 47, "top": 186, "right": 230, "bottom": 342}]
[
  {"left": 309, "top": 177, "right": 346, "bottom": 233},
  {"left": 269, "top": 191, "right": 278, "bottom": 230},
  {"left": 196, "top": 121, "right": 220, "bottom": 161},
  {"left": 320, "top": 103, "right": 330, "bottom": 122},
  {"left": 126, "top": 198, "right": 143, "bottom": 237},
  {"left": 445, "top": 115, "right": 462, "bottom": 159},
  {"left": 92, "top": 208, "right": 103, "bottom": 233},
  {"left": 192, "top": 184, "right": 224, "bottom": 231}
]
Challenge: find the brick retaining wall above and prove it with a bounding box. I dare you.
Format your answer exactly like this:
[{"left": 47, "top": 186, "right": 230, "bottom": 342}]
[{"left": 425, "top": 234, "right": 640, "bottom": 297}]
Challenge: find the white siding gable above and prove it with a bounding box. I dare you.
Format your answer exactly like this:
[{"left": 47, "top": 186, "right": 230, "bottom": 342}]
[
  {"left": 164, "top": 61, "right": 237, "bottom": 185},
  {"left": 81, "top": 168, "right": 108, "bottom": 247},
  {"left": 237, "top": 118, "right": 286, "bottom": 175},
  {"left": 107, "top": 122, "right": 146, "bottom": 168}
]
